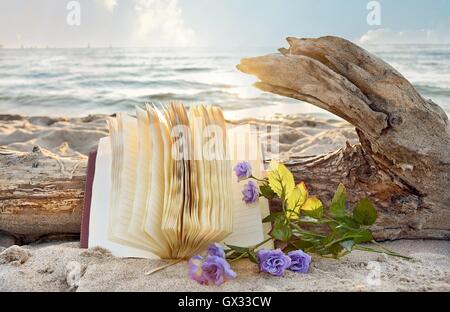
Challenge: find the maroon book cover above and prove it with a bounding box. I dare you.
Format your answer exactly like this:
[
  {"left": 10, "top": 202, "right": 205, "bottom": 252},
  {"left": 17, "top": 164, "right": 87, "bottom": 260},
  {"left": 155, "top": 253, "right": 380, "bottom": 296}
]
[{"left": 80, "top": 150, "right": 97, "bottom": 248}]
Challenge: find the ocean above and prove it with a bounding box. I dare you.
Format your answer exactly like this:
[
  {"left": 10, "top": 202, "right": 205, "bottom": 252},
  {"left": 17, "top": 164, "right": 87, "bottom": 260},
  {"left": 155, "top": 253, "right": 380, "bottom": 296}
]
[{"left": 0, "top": 45, "right": 449, "bottom": 118}]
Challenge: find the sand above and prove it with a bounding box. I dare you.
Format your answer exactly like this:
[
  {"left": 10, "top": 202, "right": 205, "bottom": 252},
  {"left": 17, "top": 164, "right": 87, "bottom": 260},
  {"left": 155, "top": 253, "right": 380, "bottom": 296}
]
[
  {"left": 0, "top": 112, "right": 357, "bottom": 159},
  {"left": 0, "top": 114, "right": 109, "bottom": 157},
  {"left": 0, "top": 111, "right": 449, "bottom": 292},
  {"left": 0, "top": 240, "right": 449, "bottom": 292}
]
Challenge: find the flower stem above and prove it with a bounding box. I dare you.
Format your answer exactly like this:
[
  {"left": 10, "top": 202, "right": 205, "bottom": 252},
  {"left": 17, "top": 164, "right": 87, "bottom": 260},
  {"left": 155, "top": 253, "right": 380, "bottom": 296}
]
[
  {"left": 290, "top": 222, "right": 326, "bottom": 238},
  {"left": 252, "top": 237, "right": 273, "bottom": 249},
  {"left": 250, "top": 175, "right": 266, "bottom": 183},
  {"left": 145, "top": 259, "right": 183, "bottom": 276},
  {"left": 229, "top": 252, "right": 248, "bottom": 263},
  {"left": 228, "top": 237, "right": 273, "bottom": 263},
  {"left": 354, "top": 244, "right": 412, "bottom": 260},
  {"left": 370, "top": 240, "right": 412, "bottom": 260}
]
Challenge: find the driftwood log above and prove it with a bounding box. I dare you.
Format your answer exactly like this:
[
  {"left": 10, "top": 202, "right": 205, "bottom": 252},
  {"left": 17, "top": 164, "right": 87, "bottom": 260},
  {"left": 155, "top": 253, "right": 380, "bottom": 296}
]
[
  {"left": 237, "top": 36, "right": 450, "bottom": 240},
  {"left": 0, "top": 146, "right": 86, "bottom": 244},
  {"left": 0, "top": 36, "right": 449, "bottom": 244}
]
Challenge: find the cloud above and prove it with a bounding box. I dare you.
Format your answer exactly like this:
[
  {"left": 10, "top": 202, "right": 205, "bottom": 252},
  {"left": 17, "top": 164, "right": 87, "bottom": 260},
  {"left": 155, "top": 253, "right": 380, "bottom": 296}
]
[
  {"left": 132, "top": 0, "right": 196, "bottom": 47},
  {"left": 359, "top": 28, "right": 450, "bottom": 44}
]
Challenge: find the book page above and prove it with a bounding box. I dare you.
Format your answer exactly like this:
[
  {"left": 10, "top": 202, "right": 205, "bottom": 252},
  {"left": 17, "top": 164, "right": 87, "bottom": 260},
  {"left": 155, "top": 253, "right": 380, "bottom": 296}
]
[
  {"left": 128, "top": 108, "right": 153, "bottom": 245},
  {"left": 89, "top": 106, "right": 270, "bottom": 259},
  {"left": 207, "top": 106, "right": 233, "bottom": 242},
  {"left": 222, "top": 125, "right": 273, "bottom": 249},
  {"left": 108, "top": 114, "right": 155, "bottom": 251},
  {"left": 89, "top": 137, "right": 159, "bottom": 259},
  {"left": 160, "top": 104, "right": 184, "bottom": 257},
  {"left": 141, "top": 106, "right": 171, "bottom": 257},
  {"left": 189, "top": 106, "right": 220, "bottom": 254}
]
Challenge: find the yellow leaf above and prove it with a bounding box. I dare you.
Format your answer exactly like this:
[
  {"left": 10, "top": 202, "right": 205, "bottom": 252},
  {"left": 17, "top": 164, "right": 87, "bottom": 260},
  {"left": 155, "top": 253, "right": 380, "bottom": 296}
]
[
  {"left": 301, "top": 196, "right": 324, "bottom": 219},
  {"left": 301, "top": 196, "right": 323, "bottom": 211},
  {"left": 267, "top": 161, "right": 295, "bottom": 199},
  {"left": 297, "top": 182, "right": 308, "bottom": 200},
  {"left": 286, "top": 182, "right": 308, "bottom": 220}
]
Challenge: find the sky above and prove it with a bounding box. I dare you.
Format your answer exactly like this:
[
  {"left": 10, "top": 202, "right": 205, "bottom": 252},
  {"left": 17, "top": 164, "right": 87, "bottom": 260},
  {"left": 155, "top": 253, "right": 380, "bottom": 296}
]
[{"left": 0, "top": 0, "right": 449, "bottom": 48}]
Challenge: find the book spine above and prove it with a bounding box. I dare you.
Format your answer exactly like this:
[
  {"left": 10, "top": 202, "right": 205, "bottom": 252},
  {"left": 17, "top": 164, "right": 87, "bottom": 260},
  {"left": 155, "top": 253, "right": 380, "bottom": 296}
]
[{"left": 80, "top": 150, "right": 98, "bottom": 248}]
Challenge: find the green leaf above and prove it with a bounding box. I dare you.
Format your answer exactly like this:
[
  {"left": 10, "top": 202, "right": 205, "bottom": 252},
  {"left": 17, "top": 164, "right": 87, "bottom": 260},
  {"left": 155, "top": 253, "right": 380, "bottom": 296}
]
[
  {"left": 260, "top": 183, "right": 277, "bottom": 200},
  {"left": 286, "top": 240, "right": 314, "bottom": 253},
  {"left": 342, "top": 229, "right": 373, "bottom": 244},
  {"left": 225, "top": 244, "right": 249, "bottom": 254},
  {"left": 248, "top": 250, "right": 258, "bottom": 264},
  {"left": 271, "top": 219, "right": 292, "bottom": 242},
  {"left": 340, "top": 240, "right": 355, "bottom": 252},
  {"left": 292, "top": 233, "right": 322, "bottom": 244},
  {"left": 301, "top": 196, "right": 324, "bottom": 220},
  {"left": 271, "top": 228, "right": 292, "bottom": 242},
  {"left": 267, "top": 161, "right": 295, "bottom": 199},
  {"left": 328, "top": 243, "right": 345, "bottom": 258},
  {"left": 349, "top": 228, "right": 373, "bottom": 244},
  {"left": 314, "top": 240, "right": 344, "bottom": 258},
  {"left": 262, "top": 212, "right": 285, "bottom": 224},
  {"left": 286, "top": 182, "right": 308, "bottom": 220},
  {"left": 353, "top": 198, "right": 377, "bottom": 225},
  {"left": 330, "top": 183, "right": 347, "bottom": 217},
  {"left": 335, "top": 216, "right": 361, "bottom": 230},
  {"left": 303, "top": 210, "right": 323, "bottom": 221}
]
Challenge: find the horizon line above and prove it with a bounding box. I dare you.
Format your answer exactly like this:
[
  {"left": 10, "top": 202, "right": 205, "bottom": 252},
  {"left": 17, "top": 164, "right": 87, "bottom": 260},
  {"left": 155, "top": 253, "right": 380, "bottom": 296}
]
[{"left": 2, "top": 43, "right": 450, "bottom": 50}]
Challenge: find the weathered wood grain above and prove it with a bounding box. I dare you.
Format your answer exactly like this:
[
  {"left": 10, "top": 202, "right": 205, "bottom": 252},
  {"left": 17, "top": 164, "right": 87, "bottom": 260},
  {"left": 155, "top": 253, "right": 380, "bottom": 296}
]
[
  {"left": 238, "top": 36, "right": 450, "bottom": 239},
  {"left": 0, "top": 146, "right": 86, "bottom": 243}
]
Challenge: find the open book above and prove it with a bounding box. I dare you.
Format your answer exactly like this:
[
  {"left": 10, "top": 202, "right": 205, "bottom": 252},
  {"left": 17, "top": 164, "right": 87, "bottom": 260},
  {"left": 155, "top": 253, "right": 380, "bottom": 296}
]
[{"left": 82, "top": 103, "right": 271, "bottom": 259}]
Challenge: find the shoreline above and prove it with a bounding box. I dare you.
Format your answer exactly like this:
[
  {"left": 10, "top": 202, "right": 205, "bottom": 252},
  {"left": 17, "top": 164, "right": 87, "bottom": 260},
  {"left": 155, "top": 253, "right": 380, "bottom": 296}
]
[{"left": 0, "top": 102, "right": 338, "bottom": 120}]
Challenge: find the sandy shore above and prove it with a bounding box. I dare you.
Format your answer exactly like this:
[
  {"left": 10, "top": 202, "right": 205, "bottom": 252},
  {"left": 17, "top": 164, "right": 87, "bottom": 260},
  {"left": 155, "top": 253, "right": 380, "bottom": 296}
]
[
  {"left": 0, "top": 112, "right": 449, "bottom": 292},
  {"left": 0, "top": 111, "right": 357, "bottom": 159},
  {"left": 1, "top": 240, "right": 449, "bottom": 292}
]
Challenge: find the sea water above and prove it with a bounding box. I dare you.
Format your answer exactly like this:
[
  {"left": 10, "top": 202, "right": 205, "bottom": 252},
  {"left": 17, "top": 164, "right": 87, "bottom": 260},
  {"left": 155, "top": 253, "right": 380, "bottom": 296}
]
[{"left": 0, "top": 45, "right": 449, "bottom": 118}]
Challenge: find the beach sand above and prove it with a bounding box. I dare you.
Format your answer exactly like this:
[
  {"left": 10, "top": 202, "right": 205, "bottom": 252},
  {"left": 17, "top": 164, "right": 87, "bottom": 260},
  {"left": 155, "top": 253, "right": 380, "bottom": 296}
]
[
  {"left": 0, "top": 112, "right": 449, "bottom": 292},
  {"left": 0, "top": 110, "right": 358, "bottom": 160},
  {"left": 1, "top": 240, "right": 449, "bottom": 292}
]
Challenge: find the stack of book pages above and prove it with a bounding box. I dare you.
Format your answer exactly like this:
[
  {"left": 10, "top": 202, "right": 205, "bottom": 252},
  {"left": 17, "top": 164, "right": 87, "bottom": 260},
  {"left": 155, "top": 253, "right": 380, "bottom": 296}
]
[{"left": 83, "top": 103, "right": 271, "bottom": 259}]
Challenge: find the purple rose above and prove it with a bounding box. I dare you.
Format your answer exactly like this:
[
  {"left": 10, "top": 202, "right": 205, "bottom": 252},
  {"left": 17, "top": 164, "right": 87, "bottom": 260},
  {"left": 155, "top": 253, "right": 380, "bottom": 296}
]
[
  {"left": 207, "top": 243, "right": 226, "bottom": 258},
  {"left": 257, "top": 249, "right": 292, "bottom": 277},
  {"left": 188, "top": 255, "right": 208, "bottom": 285},
  {"left": 288, "top": 250, "right": 311, "bottom": 273},
  {"left": 202, "top": 256, "right": 237, "bottom": 286},
  {"left": 242, "top": 180, "right": 259, "bottom": 204},
  {"left": 234, "top": 161, "right": 252, "bottom": 181}
]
